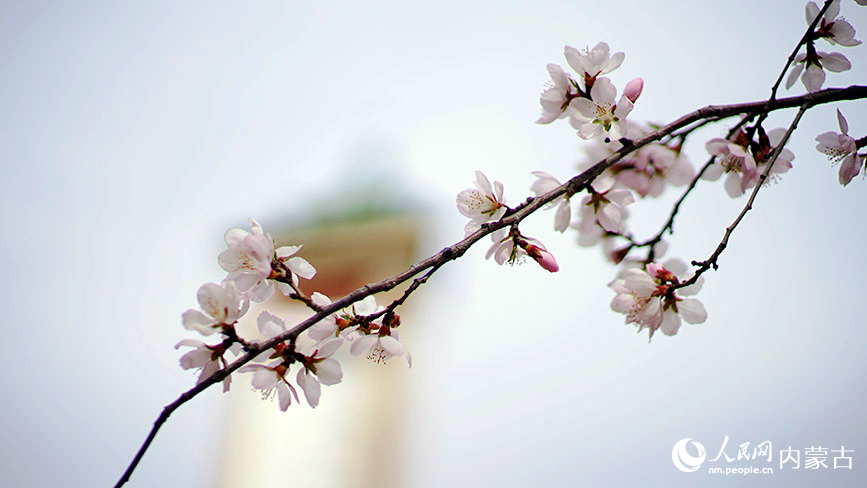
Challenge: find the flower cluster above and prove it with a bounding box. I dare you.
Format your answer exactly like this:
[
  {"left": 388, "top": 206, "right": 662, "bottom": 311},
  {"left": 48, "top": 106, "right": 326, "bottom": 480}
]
[
  {"left": 583, "top": 121, "right": 695, "bottom": 198},
  {"left": 176, "top": 219, "right": 412, "bottom": 412},
  {"left": 609, "top": 260, "right": 707, "bottom": 340},
  {"left": 787, "top": 0, "right": 859, "bottom": 92},
  {"left": 703, "top": 127, "right": 795, "bottom": 197},
  {"left": 538, "top": 42, "right": 643, "bottom": 142},
  {"left": 218, "top": 219, "right": 316, "bottom": 303}
]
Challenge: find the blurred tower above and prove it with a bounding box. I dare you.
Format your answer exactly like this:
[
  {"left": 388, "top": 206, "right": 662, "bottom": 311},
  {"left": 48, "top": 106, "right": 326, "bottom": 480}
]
[{"left": 212, "top": 212, "right": 422, "bottom": 488}]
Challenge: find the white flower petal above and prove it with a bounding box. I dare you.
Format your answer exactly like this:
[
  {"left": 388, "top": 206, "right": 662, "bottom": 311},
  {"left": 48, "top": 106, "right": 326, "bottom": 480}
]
[
  {"left": 660, "top": 310, "right": 681, "bottom": 336},
  {"left": 287, "top": 257, "right": 317, "bottom": 280},
  {"left": 379, "top": 335, "right": 406, "bottom": 357},
  {"left": 257, "top": 311, "right": 285, "bottom": 339},
  {"left": 182, "top": 309, "right": 216, "bottom": 335},
  {"left": 679, "top": 299, "right": 708, "bottom": 324},
  {"left": 315, "top": 358, "right": 343, "bottom": 386},
  {"left": 297, "top": 369, "right": 321, "bottom": 408},
  {"left": 276, "top": 245, "right": 301, "bottom": 259},
  {"left": 350, "top": 335, "right": 379, "bottom": 356}
]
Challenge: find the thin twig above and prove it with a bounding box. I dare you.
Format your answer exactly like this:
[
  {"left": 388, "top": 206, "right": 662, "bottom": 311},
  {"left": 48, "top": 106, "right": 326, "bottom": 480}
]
[
  {"left": 638, "top": 115, "right": 753, "bottom": 260},
  {"left": 770, "top": 0, "right": 832, "bottom": 101},
  {"left": 675, "top": 104, "right": 810, "bottom": 290}
]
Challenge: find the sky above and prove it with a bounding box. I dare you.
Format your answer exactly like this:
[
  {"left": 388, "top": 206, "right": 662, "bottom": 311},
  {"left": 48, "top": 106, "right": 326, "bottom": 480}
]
[{"left": 1, "top": 1, "right": 866, "bottom": 487}]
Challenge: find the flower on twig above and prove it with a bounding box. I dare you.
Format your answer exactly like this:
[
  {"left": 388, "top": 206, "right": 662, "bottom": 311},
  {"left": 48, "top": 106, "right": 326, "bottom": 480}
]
[
  {"left": 456, "top": 171, "right": 506, "bottom": 236},
  {"left": 181, "top": 281, "right": 249, "bottom": 336},
  {"left": 816, "top": 109, "right": 866, "bottom": 185}
]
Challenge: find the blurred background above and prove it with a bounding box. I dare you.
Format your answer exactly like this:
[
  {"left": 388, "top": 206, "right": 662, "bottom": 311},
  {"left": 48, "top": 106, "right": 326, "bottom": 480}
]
[{"left": 1, "top": 0, "right": 865, "bottom": 486}]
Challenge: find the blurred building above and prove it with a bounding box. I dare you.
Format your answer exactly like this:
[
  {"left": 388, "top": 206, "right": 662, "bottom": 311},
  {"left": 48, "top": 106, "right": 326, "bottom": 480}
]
[{"left": 213, "top": 211, "right": 422, "bottom": 488}]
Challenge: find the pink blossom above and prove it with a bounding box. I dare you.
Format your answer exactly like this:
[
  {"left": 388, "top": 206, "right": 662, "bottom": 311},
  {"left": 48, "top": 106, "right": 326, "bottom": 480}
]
[{"left": 623, "top": 78, "right": 643, "bottom": 103}]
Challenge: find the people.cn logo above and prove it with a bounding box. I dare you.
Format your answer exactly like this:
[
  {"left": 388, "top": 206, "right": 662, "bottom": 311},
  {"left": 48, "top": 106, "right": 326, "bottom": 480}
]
[{"left": 672, "top": 438, "right": 706, "bottom": 472}]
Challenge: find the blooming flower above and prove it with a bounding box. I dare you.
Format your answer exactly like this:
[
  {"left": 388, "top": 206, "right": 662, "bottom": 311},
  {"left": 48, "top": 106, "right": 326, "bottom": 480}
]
[
  {"left": 239, "top": 362, "right": 299, "bottom": 411},
  {"left": 537, "top": 64, "right": 579, "bottom": 124},
  {"left": 609, "top": 260, "right": 707, "bottom": 340},
  {"left": 807, "top": 0, "right": 861, "bottom": 46},
  {"left": 705, "top": 128, "right": 794, "bottom": 197},
  {"left": 785, "top": 49, "right": 851, "bottom": 92},
  {"left": 218, "top": 218, "right": 316, "bottom": 302},
  {"left": 296, "top": 338, "right": 344, "bottom": 408},
  {"left": 569, "top": 77, "right": 634, "bottom": 141},
  {"left": 306, "top": 292, "right": 341, "bottom": 342},
  {"left": 273, "top": 245, "right": 317, "bottom": 296},
  {"left": 816, "top": 109, "right": 865, "bottom": 185},
  {"left": 456, "top": 171, "right": 506, "bottom": 236},
  {"left": 350, "top": 329, "right": 412, "bottom": 367},
  {"left": 530, "top": 171, "right": 571, "bottom": 232},
  {"left": 579, "top": 122, "right": 694, "bottom": 198},
  {"left": 703, "top": 133, "right": 756, "bottom": 197},
  {"left": 181, "top": 281, "right": 249, "bottom": 336},
  {"left": 564, "top": 42, "right": 625, "bottom": 90},
  {"left": 218, "top": 219, "right": 274, "bottom": 299},
  {"left": 576, "top": 178, "right": 635, "bottom": 234},
  {"left": 175, "top": 339, "right": 240, "bottom": 392}
]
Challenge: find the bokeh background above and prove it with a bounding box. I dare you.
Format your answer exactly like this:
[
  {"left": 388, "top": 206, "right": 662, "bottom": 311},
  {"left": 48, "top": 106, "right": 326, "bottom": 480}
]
[{"left": 1, "top": 0, "right": 865, "bottom": 486}]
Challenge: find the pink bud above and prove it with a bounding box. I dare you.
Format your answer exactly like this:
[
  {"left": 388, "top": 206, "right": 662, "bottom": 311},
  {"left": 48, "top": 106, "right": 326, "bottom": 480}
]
[
  {"left": 525, "top": 244, "right": 559, "bottom": 273},
  {"left": 624, "top": 77, "right": 643, "bottom": 103}
]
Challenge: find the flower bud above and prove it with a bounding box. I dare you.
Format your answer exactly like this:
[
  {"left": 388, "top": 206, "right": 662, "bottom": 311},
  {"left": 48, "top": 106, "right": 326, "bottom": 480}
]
[
  {"left": 624, "top": 77, "right": 644, "bottom": 103},
  {"left": 524, "top": 244, "right": 560, "bottom": 273}
]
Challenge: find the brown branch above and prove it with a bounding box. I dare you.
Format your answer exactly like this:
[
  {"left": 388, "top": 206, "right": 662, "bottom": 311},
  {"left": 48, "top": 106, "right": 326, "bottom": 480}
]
[
  {"left": 675, "top": 104, "right": 810, "bottom": 291},
  {"left": 755, "top": 0, "right": 833, "bottom": 131},
  {"left": 113, "top": 84, "right": 867, "bottom": 488}
]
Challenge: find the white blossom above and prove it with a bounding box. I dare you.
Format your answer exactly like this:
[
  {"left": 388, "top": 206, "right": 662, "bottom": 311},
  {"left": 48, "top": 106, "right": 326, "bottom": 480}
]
[
  {"left": 564, "top": 42, "right": 625, "bottom": 89},
  {"left": 537, "top": 64, "right": 578, "bottom": 124},
  {"left": 181, "top": 281, "right": 249, "bottom": 336},
  {"left": 218, "top": 219, "right": 275, "bottom": 300},
  {"left": 456, "top": 171, "right": 506, "bottom": 236},
  {"left": 816, "top": 109, "right": 865, "bottom": 185},
  {"left": 609, "top": 259, "right": 707, "bottom": 340},
  {"left": 175, "top": 339, "right": 240, "bottom": 392},
  {"left": 273, "top": 245, "right": 317, "bottom": 296},
  {"left": 576, "top": 178, "right": 635, "bottom": 234},
  {"left": 786, "top": 50, "right": 851, "bottom": 92},
  {"left": 807, "top": 0, "right": 861, "bottom": 46},
  {"left": 296, "top": 338, "right": 344, "bottom": 408},
  {"left": 239, "top": 362, "right": 299, "bottom": 411},
  {"left": 350, "top": 330, "right": 412, "bottom": 367},
  {"left": 529, "top": 171, "right": 571, "bottom": 232},
  {"left": 569, "top": 77, "right": 634, "bottom": 141}
]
